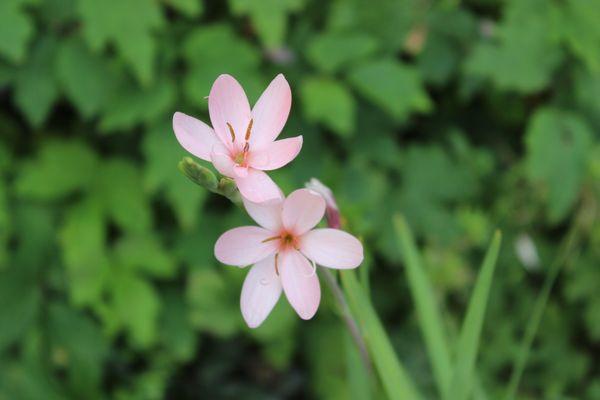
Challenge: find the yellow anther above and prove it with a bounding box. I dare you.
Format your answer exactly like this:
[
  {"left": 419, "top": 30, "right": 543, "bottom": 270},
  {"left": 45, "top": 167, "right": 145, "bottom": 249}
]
[
  {"left": 245, "top": 119, "right": 253, "bottom": 141},
  {"left": 226, "top": 122, "right": 236, "bottom": 142},
  {"left": 274, "top": 253, "right": 280, "bottom": 275}
]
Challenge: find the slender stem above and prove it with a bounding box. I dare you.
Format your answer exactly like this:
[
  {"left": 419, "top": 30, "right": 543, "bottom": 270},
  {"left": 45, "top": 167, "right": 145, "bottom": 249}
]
[
  {"left": 505, "top": 204, "right": 589, "bottom": 399},
  {"left": 321, "top": 268, "right": 373, "bottom": 375}
]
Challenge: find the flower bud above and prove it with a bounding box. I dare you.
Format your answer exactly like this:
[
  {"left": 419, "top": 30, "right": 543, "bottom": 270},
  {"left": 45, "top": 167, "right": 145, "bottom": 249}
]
[
  {"left": 218, "top": 177, "right": 238, "bottom": 197},
  {"left": 305, "top": 178, "right": 341, "bottom": 229},
  {"left": 178, "top": 157, "right": 218, "bottom": 191}
]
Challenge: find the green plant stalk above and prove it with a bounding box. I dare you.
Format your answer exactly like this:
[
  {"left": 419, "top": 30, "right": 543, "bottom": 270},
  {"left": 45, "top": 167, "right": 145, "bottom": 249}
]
[
  {"left": 341, "top": 269, "right": 423, "bottom": 400},
  {"left": 394, "top": 215, "right": 453, "bottom": 399},
  {"left": 321, "top": 268, "right": 373, "bottom": 376},
  {"left": 450, "top": 231, "right": 502, "bottom": 400},
  {"left": 504, "top": 212, "right": 583, "bottom": 400}
]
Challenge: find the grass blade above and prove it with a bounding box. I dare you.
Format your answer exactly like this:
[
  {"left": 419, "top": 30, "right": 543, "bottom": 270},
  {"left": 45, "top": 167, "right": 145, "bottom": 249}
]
[
  {"left": 393, "top": 214, "right": 452, "bottom": 399},
  {"left": 449, "top": 231, "right": 502, "bottom": 400},
  {"left": 504, "top": 219, "right": 581, "bottom": 400},
  {"left": 504, "top": 259, "right": 561, "bottom": 400},
  {"left": 341, "top": 270, "right": 423, "bottom": 400}
]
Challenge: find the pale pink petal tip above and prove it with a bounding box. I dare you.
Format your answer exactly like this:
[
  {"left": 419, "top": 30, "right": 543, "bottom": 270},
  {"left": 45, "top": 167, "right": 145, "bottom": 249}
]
[
  {"left": 250, "top": 136, "right": 303, "bottom": 171},
  {"left": 300, "top": 228, "right": 363, "bottom": 269},
  {"left": 241, "top": 256, "right": 282, "bottom": 328},
  {"left": 280, "top": 250, "right": 321, "bottom": 320},
  {"left": 250, "top": 74, "right": 292, "bottom": 147},
  {"left": 214, "top": 226, "right": 277, "bottom": 267},
  {"left": 172, "top": 112, "right": 217, "bottom": 161}
]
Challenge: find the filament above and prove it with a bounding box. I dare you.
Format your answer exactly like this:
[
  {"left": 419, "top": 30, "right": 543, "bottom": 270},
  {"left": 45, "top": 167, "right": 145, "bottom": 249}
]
[
  {"left": 304, "top": 258, "right": 317, "bottom": 277},
  {"left": 261, "top": 235, "right": 280, "bottom": 243}
]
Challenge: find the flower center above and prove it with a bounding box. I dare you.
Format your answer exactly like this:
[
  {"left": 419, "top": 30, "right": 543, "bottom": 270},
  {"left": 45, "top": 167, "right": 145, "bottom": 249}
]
[
  {"left": 227, "top": 119, "right": 253, "bottom": 167},
  {"left": 282, "top": 233, "right": 295, "bottom": 245},
  {"left": 261, "top": 231, "right": 299, "bottom": 251},
  {"left": 234, "top": 152, "right": 246, "bottom": 165}
]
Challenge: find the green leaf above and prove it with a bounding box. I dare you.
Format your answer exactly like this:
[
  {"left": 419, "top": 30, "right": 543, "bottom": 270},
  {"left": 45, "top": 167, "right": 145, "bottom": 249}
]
[
  {"left": 300, "top": 77, "right": 356, "bottom": 137},
  {"left": 14, "top": 36, "right": 59, "bottom": 126},
  {"left": 58, "top": 199, "right": 108, "bottom": 306},
  {"left": 93, "top": 159, "right": 152, "bottom": 234},
  {"left": 449, "top": 231, "right": 502, "bottom": 400},
  {"left": 76, "top": 0, "right": 163, "bottom": 85},
  {"left": 113, "top": 234, "right": 176, "bottom": 278},
  {"left": 0, "top": 179, "right": 9, "bottom": 265},
  {"left": 161, "top": 0, "right": 203, "bottom": 17},
  {"left": 99, "top": 79, "right": 176, "bottom": 132},
  {"left": 16, "top": 140, "right": 98, "bottom": 200},
  {"left": 228, "top": 0, "right": 304, "bottom": 49},
  {"left": 525, "top": 108, "right": 593, "bottom": 223},
  {"left": 182, "top": 24, "right": 262, "bottom": 107},
  {"left": 143, "top": 122, "right": 207, "bottom": 230},
  {"left": 553, "top": 0, "right": 600, "bottom": 73},
  {"left": 326, "top": 0, "right": 421, "bottom": 52},
  {"left": 0, "top": 267, "right": 40, "bottom": 351},
  {"left": 187, "top": 268, "right": 241, "bottom": 337},
  {"left": 110, "top": 272, "right": 161, "bottom": 348},
  {"left": 341, "top": 269, "right": 423, "bottom": 400},
  {"left": 48, "top": 304, "right": 108, "bottom": 398},
  {"left": 159, "top": 291, "right": 197, "bottom": 362},
  {"left": 306, "top": 31, "right": 378, "bottom": 73},
  {"left": 394, "top": 215, "right": 452, "bottom": 399},
  {"left": 464, "top": 0, "right": 562, "bottom": 93},
  {"left": 348, "top": 59, "right": 431, "bottom": 121},
  {"left": 0, "top": 0, "right": 37, "bottom": 62},
  {"left": 0, "top": 361, "right": 65, "bottom": 400},
  {"left": 56, "top": 37, "right": 116, "bottom": 118}
]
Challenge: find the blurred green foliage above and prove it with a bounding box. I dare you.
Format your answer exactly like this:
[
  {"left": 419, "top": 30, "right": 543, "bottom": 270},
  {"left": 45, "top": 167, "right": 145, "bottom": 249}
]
[{"left": 1, "top": 0, "right": 599, "bottom": 399}]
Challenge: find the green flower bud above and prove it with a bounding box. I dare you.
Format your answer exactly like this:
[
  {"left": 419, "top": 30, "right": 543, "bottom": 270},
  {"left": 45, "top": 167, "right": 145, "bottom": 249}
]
[
  {"left": 178, "top": 157, "right": 218, "bottom": 191},
  {"left": 218, "top": 177, "right": 238, "bottom": 197}
]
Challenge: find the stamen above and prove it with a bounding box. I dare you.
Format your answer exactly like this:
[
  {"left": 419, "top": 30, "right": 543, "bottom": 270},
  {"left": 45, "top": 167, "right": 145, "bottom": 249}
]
[
  {"left": 245, "top": 119, "right": 253, "bottom": 141},
  {"left": 304, "top": 258, "right": 317, "bottom": 277},
  {"left": 261, "top": 235, "right": 280, "bottom": 243},
  {"left": 243, "top": 142, "right": 250, "bottom": 153},
  {"left": 274, "top": 253, "right": 279, "bottom": 275},
  {"left": 226, "top": 122, "right": 236, "bottom": 142}
]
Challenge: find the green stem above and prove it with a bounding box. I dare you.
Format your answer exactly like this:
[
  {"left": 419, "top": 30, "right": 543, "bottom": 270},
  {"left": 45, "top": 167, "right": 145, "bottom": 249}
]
[
  {"left": 321, "top": 268, "right": 373, "bottom": 375},
  {"left": 504, "top": 208, "right": 586, "bottom": 399}
]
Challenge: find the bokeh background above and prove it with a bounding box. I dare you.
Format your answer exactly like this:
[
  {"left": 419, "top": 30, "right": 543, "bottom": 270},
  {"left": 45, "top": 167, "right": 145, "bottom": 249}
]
[{"left": 1, "top": 0, "right": 599, "bottom": 399}]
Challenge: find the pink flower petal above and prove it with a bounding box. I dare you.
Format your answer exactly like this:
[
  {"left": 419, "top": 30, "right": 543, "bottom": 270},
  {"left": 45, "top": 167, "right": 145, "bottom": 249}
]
[
  {"left": 233, "top": 165, "right": 249, "bottom": 178},
  {"left": 249, "top": 136, "right": 303, "bottom": 171},
  {"left": 281, "top": 189, "right": 326, "bottom": 235},
  {"left": 241, "top": 255, "right": 282, "bottom": 328},
  {"left": 235, "top": 169, "right": 282, "bottom": 203},
  {"left": 214, "top": 226, "right": 278, "bottom": 267},
  {"left": 300, "top": 228, "right": 363, "bottom": 269},
  {"left": 210, "top": 142, "right": 234, "bottom": 176},
  {"left": 209, "top": 74, "right": 252, "bottom": 149},
  {"left": 279, "top": 250, "right": 320, "bottom": 320},
  {"left": 172, "top": 112, "right": 217, "bottom": 161},
  {"left": 242, "top": 196, "right": 283, "bottom": 232},
  {"left": 251, "top": 74, "right": 292, "bottom": 148}
]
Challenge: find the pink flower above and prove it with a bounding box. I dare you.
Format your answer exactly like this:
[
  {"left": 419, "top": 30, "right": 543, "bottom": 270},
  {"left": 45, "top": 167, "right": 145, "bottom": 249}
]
[
  {"left": 214, "top": 189, "right": 364, "bottom": 328},
  {"left": 173, "top": 74, "right": 302, "bottom": 202}
]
